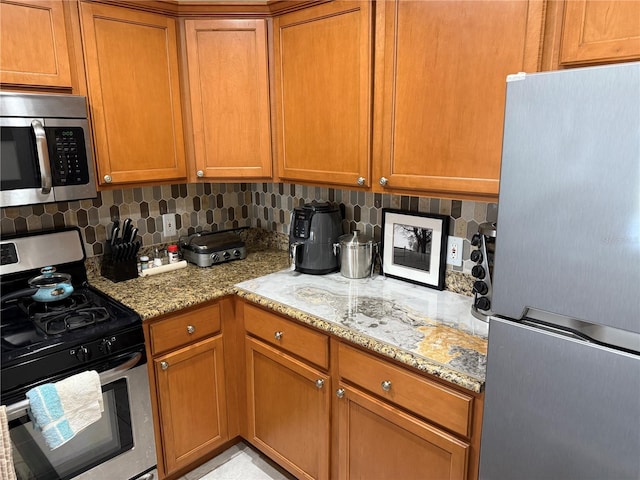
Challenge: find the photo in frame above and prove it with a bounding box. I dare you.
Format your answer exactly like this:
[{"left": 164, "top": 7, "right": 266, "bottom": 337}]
[{"left": 381, "top": 208, "right": 449, "bottom": 290}]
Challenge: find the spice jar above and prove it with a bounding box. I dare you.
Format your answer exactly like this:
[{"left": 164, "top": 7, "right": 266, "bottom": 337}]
[
  {"left": 167, "top": 244, "right": 179, "bottom": 264},
  {"left": 139, "top": 255, "right": 149, "bottom": 271}
]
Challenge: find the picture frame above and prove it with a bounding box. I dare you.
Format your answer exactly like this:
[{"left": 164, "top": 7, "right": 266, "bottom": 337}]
[{"left": 381, "top": 208, "right": 449, "bottom": 290}]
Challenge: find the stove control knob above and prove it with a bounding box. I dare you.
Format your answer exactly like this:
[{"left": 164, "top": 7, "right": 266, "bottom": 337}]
[
  {"left": 99, "top": 338, "right": 113, "bottom": 354},
  {"left": 211, "top": 253, "right": 220, "bottom": 263},
  {"left": 471, "top": 234, "right": 482, "bottom": 247},
  {"left": 223, "top": 251, "right": 231, "bottom": 260},
  {"left": 233, "top": 249, "right": 241, "bottom": 257},
  {"left": 73, "top": 346, "right": 91, "bottom": 362}
]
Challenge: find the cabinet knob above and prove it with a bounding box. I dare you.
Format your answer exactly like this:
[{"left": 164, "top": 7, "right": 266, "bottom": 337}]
[
  {"left": 379, "top": 176, "right": 388, "bottom": 186},
  {"left": 160, "top": 361, "right": 169, "bottom": 371},
  {"left": 381, "top": 380, "right": 392, "bottom": 392},
  {"left": 103, "top": 174, "right": 112, "bottom": 183},
  {"left": 315, "top": 379, "right": 325, "bottom": 389},
  {"left": 336, "top": 388, "right": 345, "bottom": 399},
  {"left": 187, "top": 325, "right": 195, "bottom": 334},
  {"left": 274, "top": 331, "right": 283, "bottom": 341},
  {"left": 196, "top": 170, "right": 204, "bottom": 177},
  {"left": 357, "top": 176, "right": 366, "bottom": 186}
]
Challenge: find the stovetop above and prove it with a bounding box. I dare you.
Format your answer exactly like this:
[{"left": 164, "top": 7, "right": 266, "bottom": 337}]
[{"left": 0, "top": 285, "right": 140, "bottom": 366}]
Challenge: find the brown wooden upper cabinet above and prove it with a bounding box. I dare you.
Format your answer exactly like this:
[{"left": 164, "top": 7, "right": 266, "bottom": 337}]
[
  {"left": 273, "top": 1, "right": 373, "bottom": 189},
  {"left": 79, "top": 2, "right": 187, "bottom": 186},
  {"left": 184, "top": 19, "right": 272, "bottom": 181},
  {"left": 0, "top": 0, "right": 72, "bottom": 89},
  {"left": 559, "top": 0, "right": 640, "bottom": 66},
  {"left": 374, "top": 0, "right": 545, "bottom": 198}
]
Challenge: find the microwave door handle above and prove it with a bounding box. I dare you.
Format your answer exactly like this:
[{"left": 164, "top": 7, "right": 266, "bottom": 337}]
[{"left": 31, "top": 120, "right": 52, "bottom": 194}]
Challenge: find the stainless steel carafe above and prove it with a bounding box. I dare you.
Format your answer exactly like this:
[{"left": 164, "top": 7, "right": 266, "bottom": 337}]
[{"left": 333, "top": 230, "right": 378, "bottom": 279}]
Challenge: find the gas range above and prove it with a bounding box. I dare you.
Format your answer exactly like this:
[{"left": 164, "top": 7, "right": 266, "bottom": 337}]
[{"left": 0, "top": 228, "right": 143, "bottom": 405}]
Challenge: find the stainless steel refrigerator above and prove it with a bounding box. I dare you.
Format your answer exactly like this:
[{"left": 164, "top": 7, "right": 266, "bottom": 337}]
[{"left": 479, "top": 62, "right": 640, "bottom": 479}]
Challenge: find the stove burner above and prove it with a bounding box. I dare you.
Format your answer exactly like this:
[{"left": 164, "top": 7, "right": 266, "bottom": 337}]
[{"left": 35, "top": 306, "right": 110, "bottom": 335}]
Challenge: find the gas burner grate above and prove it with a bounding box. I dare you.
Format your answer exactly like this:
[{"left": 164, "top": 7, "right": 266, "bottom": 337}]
[{"left": 33, "top": 306, "right": 110, "bottom": 335}]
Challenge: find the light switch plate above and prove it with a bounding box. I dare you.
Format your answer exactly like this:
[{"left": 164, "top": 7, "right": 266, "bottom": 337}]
[{"left": 446, "top": 236, "right": 464, "bottom": 267}]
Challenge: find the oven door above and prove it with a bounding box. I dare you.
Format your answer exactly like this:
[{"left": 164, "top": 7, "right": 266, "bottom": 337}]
[{"left": 6, "top": 352, "right": 156, "bottom": 480}]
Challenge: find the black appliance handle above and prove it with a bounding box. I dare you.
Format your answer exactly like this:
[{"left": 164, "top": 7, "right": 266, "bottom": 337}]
[{"left": 0, "top": 287, "right": 38, "bottom": 304}]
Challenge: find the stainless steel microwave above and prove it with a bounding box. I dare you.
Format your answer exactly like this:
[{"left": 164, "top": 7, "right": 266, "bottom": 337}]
[{"left": 0, "top": 92, "right": 97, "bottom": 208}]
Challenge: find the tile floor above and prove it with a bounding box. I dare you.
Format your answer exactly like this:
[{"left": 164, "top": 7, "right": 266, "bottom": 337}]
[{"left": 164, "top": 442, "right": 296, "bottom": 480}]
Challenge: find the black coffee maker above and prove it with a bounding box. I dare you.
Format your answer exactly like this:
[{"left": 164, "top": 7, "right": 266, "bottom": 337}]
[{"left": 289, "top": 201, "right": 343, "bottom": 274}]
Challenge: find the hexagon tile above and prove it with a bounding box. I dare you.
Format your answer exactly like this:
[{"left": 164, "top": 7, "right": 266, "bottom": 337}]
[{"left": 0, "top": 182, "right": 497, "bottom": 273}]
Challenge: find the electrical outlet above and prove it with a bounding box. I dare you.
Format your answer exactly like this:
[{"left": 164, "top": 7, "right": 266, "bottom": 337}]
[
  {"left": 446, "top": 236, "right": 464, "bottom": 267},
  {"left": 162, "top": 213, "right": 176, "bottom": 237}
]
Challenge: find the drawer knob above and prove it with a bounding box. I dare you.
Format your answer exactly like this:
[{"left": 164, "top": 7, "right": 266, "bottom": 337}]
[
  {"left": 160, "top": 361, "right": 169, "bottom": 371},
  {"left": 274, "top": 331, "right": 283, "bottom": 341},
  {"left": 315, "top": 379, "right": 325, "bottom": 389},
  {"left": 357, "top": 176, "right": 366, "bottom": 186},
  {"left": 336, "top": 388, "right": 345, "bottom": 399},
  {"left": 103, "top": 174, "right": 112, "bottom": 183},
  {"left": 196, "top": 170, "right": 204, "bottom": 177},
  {"left": 379, "top": 176, "right": 388, "bottom": 186},
  {"left": 381, "top": 380, "right": 392, "bottom": 392},
  {"left": 187, "top": 325, "right": 196, "bottom": 334}
]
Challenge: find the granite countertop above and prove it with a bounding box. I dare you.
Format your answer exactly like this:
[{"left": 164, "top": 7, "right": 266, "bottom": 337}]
[
  {"left": 87, "top": 248, "right": 290, "bottom": 319},
  {"left": 235, "top": 271, "right": 488, "bottom": 393},
  {"left": 88, "top": 246, "right": 487, "bottom": 393}
]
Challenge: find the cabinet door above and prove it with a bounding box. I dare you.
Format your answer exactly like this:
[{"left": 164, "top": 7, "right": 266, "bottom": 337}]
[
  {"left": 155, "top": 335, "right": 228, "bottom": 475},
  {"left": 375, "top": 0, "right": 544, "bottom": 198},
  {"left": 80, "top": 3, "right": 186, "bottom": 185},
  {"left": 560, "top": 0, "right": 640, "bottom": 65},
  {"left": 246, "top": 336, "right": 330, "bottom": 480},
  {"left": 184, "top": 19, "right": 272, "bottom": 180},
  {"left": 336, "top": 383, "right": 469, "bottom": 480},
  {"left": 274, "top": 1, "right": 372, "bottom": 189},
  {"left": 0, "top": 0, "right": 71, "bottom": 88}
]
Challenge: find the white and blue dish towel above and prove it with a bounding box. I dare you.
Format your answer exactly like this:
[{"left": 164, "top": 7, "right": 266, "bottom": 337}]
[{"left": 26, "top": 371, "right": 103, "bottom": 449}]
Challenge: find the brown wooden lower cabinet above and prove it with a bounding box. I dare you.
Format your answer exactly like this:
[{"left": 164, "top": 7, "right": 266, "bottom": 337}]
[
  {"left": 145, "top": 302, "right": 229, "bottom": 479},
  {"left": 336, "top": 382, "right": 469, "bottom": 480},
  {"left": 245, "top": 336, "right": 331, "bottom": 480},
  {"left": 147, "top": 299, "right": 482, "bottom": 480}
]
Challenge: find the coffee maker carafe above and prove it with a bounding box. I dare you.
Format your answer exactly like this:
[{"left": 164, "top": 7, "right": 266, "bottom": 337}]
[
  {"left": 471, "top": 222, "right": 497, "bottom": 321},
  {"left": 289, "top": 201, "right": 343, "bottom": 274}
]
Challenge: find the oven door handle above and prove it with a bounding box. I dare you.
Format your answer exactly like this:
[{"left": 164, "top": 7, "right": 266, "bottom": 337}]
[{"left": 5, "top": 352, "right": 143, "bottom": 422}]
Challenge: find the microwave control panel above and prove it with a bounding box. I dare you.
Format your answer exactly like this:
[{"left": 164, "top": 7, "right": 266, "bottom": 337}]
[{"left": 46, "top": 127, "right": 90, "bottom": 186}]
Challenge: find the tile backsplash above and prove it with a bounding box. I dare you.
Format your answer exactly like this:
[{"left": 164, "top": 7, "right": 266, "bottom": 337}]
[{"left": 0, "top": 182, "right": 497, "bottom": 273}]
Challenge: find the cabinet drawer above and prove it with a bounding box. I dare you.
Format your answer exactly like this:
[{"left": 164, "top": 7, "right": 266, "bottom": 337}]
[
  {"left": 150, "top": 303, "right": 221, "bottom": 355},
  {"left": 244, "top": 303, "right": 329, "bottom": 370},
  {"left": 338, "top": 343, "right": 473, "bottom": 437}
]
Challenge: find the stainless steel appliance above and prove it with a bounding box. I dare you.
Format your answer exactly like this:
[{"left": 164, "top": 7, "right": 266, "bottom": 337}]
[
  {"left": 0, "top": 92, "right": 97, "bottom": 208},
  {"left": 179, "top": 230, "right": 247, "bottom": 267},
  {"left": 333, "top": 230, "right": 378, "bottom": 279},
  {"left": 479, "top": 63, "right": 640, "bottom": 479},
  {"left": 470, "top": 222, "right": 496, "bottom": 322},
  {"left": 289, "top": 201, "right": 343, "bottom": 274},
  {"left": 1, "top": 228, "right": 156, "bottom": 480}
]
